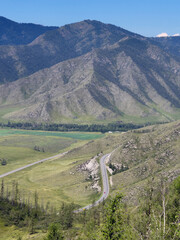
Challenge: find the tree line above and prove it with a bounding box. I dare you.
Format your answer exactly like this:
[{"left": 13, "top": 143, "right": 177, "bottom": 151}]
[
  {"left": 0, "top": 121, "right": 156, "bottom": 133},
  {"left": 0, "top": 179, "right": 76, "bottom": 238},
  {"left": 0, "top": 176, "right": 179, "bottom": 239}
]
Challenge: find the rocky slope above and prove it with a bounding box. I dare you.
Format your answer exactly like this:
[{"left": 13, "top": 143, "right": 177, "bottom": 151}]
[
  {"left": 109, "top": 120, "right": 180, "bottom": 202},
  {"left": 153, "top": 36, "right": 180, "bottom": 61},
  {"left": 0, "top": 36, "right": 180, "bottom": 123},
  {"left": 0, "top": 18, "right": 180, "bottom": 123},
  {"left": 0, "top": 19, "right": 141, "bottom": 84}
]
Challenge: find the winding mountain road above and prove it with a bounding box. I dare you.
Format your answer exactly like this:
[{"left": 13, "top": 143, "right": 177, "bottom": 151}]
[
  {"left": 75, "top": 153, "right": 111, "bottom": 212},
  {"left": 0, "top": 150, "right": 112, "bottom": 212}
]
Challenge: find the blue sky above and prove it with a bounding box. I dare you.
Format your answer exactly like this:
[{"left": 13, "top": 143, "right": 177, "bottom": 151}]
[{"left": 0, "top": 0, "right": 179, "bottom": 37}]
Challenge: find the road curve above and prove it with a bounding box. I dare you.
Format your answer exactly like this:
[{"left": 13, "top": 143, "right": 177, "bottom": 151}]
[
  {"left": 0, "top": 152, "right": 68, "bottom": 179},
  {"left": 0, "top": 150, "right": 112, "bottom": 212},
  {"left": 74, "top": 153, "right": 111, "bottom": 213}
]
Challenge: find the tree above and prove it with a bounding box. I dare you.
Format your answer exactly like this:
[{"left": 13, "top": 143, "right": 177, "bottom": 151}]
[
  {"left": 44, "top": 223, "right": 64, "bottom": 240},
  {"left": 166, "top": 176, "right": 180, "bottom": 240},
  {"left": 134, "top": 176, "right": 180, "bottom": 240},
  {"left": 33, "top": 191, "right": 40, "bottom": 219},
  {"left": 1, "top": 179, "right": 4, "bottom": 199},
  {"left": 1, "top": 158, "right": 7, "bottom": 165},
  {"left": 101, "top": 192, "right": 137, "bottom": 240},
  {"left": 58, "top": 202, "right": 75, "bottom": 229}
]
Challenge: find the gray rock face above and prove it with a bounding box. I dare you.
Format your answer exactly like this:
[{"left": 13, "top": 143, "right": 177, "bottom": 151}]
[
  {"left": 0, "top": 19, "right": 180, "bottom": 123},
  {"left": 0, "top": 19, "right": 142, "bottom": 84}
]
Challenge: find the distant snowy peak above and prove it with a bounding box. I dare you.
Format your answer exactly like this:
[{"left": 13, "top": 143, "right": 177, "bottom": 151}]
[
  {"left": 157, "top": 33, "right": 168, "bottom": 38},
  {"left": 156, "top": 32, "right": 180, "bottom": 38},
  {"left": 173, "top": 33, "right": 180, "bottom": 37}
]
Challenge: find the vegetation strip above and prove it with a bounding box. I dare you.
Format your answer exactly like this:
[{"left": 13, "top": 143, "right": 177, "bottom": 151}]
[
  {"left": 0, "top": 121, "right": 147, "bottom": 133},
  {"left": 0, "top": 128, "right": 103, "bottom": 140}
]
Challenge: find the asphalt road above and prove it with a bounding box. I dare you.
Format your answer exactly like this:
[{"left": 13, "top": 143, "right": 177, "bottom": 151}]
[
  {"left": 74, "top": 153, "right": 111, "bottom": 213},
  {"left": 0, "top": 152, "right": 68, "bottom": 179},
  {"left": 0, "top": 150, "right": 112, "bottom": 212}
]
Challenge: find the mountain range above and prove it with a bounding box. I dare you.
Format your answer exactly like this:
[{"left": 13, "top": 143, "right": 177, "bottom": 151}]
[{"left": 0, "top": 17, "right": 180, "bottom": 124}]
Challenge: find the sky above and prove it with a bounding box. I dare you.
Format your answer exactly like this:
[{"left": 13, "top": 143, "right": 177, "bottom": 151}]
[{"left": 0, "top": 0, "right": 179, "bottom": 37}]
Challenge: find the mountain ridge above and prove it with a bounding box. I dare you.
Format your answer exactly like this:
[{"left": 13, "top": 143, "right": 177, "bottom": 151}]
[
  {"left": 0, "top": 18, "right": 144, "bottom": 84},
  {"left": 0, "top": 36, "right": 180, "bottom": 123},
  {"left": 0, "top": 17, "right": 180, "bottom": 123},
  {"left": 0, "top": 16, "right": 58, "bottom": 45}
]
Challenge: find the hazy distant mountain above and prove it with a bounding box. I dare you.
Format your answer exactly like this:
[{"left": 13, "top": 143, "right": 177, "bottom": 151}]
[
  {"left": 0, "top": 18, "right": 180, "bottom": 123},
  {"left": 0, "top": 16, "right": 58, "bottom": 45}
]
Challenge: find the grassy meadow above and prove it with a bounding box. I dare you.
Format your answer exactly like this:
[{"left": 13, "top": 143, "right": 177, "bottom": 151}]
[
  {"left": 0, "top": 128, "right": 104, "bottom": 174},
  {"left": 1, "top": 121, "right": 179, "bottom": 209},
  {"left": 0, "top": 122, "right": 179, "bottom": 240},
  {"left": 0, "top": 128, "right": 110, "bottom": 209},
  {"left": 0, "top": 128, "right": 104, "bottom": 140},
  {"left": 0, "top": 217, "right": 46, "bottom": 240}
]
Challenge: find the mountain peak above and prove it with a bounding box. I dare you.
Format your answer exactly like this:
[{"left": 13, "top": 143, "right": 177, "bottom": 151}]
[
  {"left": 156, "top": 32, "right": 180, "bottom": 38},
  {"left": 156, "top": 32, "right": 169, "bottom": 38},
  {"left": 173, "top": 33, "right": 180, "bottom": 37}
]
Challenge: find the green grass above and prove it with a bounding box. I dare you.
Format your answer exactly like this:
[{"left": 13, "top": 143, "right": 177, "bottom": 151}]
[
  {"left": 0, "top": 128, "right": 104, "bottom": 140},
  {"left": 0, "top": 128, "right": 104, "bottom": 177},
  {"left": 0, "top": 129, "right": 113, "bottom": 210},
  {"left": 109, "top": 120, "right": 180, "bottom": 202},
  {"left": 0, "top": 135, "right": 76, "bottom": 153},
  {"left": 0, "top": 218, "right": 45, "bottom": 240},
  {"left": 1, "top": 121, "right": 180, "bottom": 239},
  {"left": 0, "top": 131, "right": 122, "bottom": 209},
  {"left": 0, "top": 134, "right": 80, "bottom": 175},
  {"left": 0, "top": 106, "right": 22, "bottom": 123},
  {"left": 2, "top": 152, "right": 101, "bottom": 209}
]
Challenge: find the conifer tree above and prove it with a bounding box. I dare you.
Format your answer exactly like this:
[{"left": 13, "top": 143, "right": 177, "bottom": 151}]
[{"left": 1, "top": 179, "right": 4, "bottom": 199}]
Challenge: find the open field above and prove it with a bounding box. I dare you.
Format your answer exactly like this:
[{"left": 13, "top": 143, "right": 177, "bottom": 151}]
[
  {"left": 1, "top": 121, "right": 179, "bottom": 209},
  {"left": 0, "top": 128, "right": 104, "bottom": 175},
  {"left": 0, "top": 128, "right": 113, "bottom": 209},
  {"left": 0, "top": 134, "right": 78, "bottom": 175},
  {"left": 0, "top": 129, "right": 123, "bottom": 209},
  {"left": 0, "top": 122, "right": 180, "bottom": 240},
  {"left": 0, "top": 128, "right": 104, "bottom": 140}
]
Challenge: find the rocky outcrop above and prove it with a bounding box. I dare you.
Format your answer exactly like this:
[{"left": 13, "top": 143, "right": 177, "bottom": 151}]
[{"left": 77, "top": 156, "right": 101, "bottom": 192}]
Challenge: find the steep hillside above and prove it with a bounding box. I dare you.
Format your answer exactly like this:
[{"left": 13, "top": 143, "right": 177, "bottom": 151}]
[
  {"left": 0, "top": 36, "right": 180, "bottom": 123},
  {"left": 0, "top": 19, "right": 180, "bottom": 123},
  {"left": 0, "top": 16, "right": 57, "bottom": 45},
  {"left": 109, "top": 120, "right": 180, "bottom": 202},
  {"left": 0, "top": 19, "right": 142, "bottom": 83},
  {"left": 153, "top": 36, "right": 180, "bottom": 61}
]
